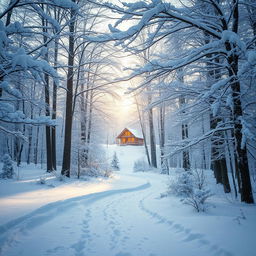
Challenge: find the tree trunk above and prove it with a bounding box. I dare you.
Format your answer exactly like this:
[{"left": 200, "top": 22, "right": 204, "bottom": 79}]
[
  {"left": 34, "top": 125, "right": 39, "bottom": 165},
  {"left": 210, "top": 118, "right": 231, "bottom": 193},
  {"left": 44, "top": 81, "right": 52, "bottom": 170},
  {"left": 76, "top": 36, "right": 89, "bottom": 169},
  {"left": 148, "top": 104, "right": 157, "bottom": 168},
  {"left": 212, "top": 159, "right": 222, "bottom": 184},
  {"left": 51, "top": 36, "right": 58, "bottom": 171},
  {"left": 159, "top": 104, "right": 168, "bottom": 174},
  {"left": 86, "top": 91, "right": 93, "bottom": 145},
  {"left": 135, "top": 96, "right": 151, "bottom": 166},
  {"left": 177, "top": 67, "right": 190, "bottom": 172},
  {"left": 61, "top": 4, "right": 76, "bottom": 177},
  {"left": 179, "top": 94, "right": 190, "bottom": 171},
  {"left": 42, "top": 14, "right": 53, "bottom": 172},
  {"left": 231, "top": 78, "right": 254, "bottom": 203},
  {"left": 44, "top": 73, "right": 53, "bottom": 172},
  {"left": 77, "top": 148, "right": 81, "bottom": 179},
  {"left": 13, "top": 79, "right": 24, "bottom": 167},
  {"left": 201, "top": 115, "right": 207, "bottom": 169},
  {"left": 27, "top": 99, "right": 33, "bottom": 165},
  {"left": 219, "top": 158, "right": 231, "bottom": 193},
  {"left": 182, "top": 123, "right": 190, "bottom": 171},
  {"left": 81, "top": 65, "right": 92, "bottom": 168},
  {"left": 80, "top": 79, "right": 88, "bottom": 168},
  {"left": 224, "top": 1, "right": 254, "bottom": 203},
  {"left": 225, "top": 131, "right": 238, "bottom": 197},
  {"left": 34, "top": 108, "right": 41, "bottom": 165}
]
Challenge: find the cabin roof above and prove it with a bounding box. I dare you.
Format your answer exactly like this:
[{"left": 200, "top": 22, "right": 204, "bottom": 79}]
[
  {"left": 127, "top": 128, "right": 143, "bottom": 139},
  {"left": 117, "top": 127, "right": 143, "bottom": 139}
]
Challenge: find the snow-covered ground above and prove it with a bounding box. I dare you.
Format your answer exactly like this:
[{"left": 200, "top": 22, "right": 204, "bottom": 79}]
[
  {"left": 0, "top": 145, "right": 255, "bottom": 256},
  {"left": 104, "top": 144, "right": 151, "bottom": 172}
]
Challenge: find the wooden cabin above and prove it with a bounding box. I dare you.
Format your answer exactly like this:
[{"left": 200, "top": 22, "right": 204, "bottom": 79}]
[{"left": 116, "top": 128, "right": 144, "bottom": 146}]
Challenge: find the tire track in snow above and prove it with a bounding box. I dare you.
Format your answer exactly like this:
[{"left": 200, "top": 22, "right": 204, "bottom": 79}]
[
  {"left": 139, "top": 194, "right": 233, "bottom": 256},
  {"left": 0, "top": 182, "right": 151, "bottom": 255}
]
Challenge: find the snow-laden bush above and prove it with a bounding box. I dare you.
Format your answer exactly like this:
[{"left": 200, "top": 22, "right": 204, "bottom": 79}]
[
  {"left": 160, "top": 159, "right": 169, "bottom": 174},
  {"left": 111, "top": 152, "right": 120, "bottom": 171},
  {"left": 168, "top": 170, "right": 213, "bottom": 212},
  {"left": 193, "top": 169, "right": 206, "bottom": 190},
  {"left": 81, "top": 165, "right": 112, "bottom": 178},
  {"left": 37, "top": 176, "right": 46, "bottom": 184},
  {"left": 77, "top": 144, "right": 112, "bottom": 178},
  {"left": 58, "top": 174, "right": 66, "bottom": 181},
  {"left": 181, "top": 188, "right": 213, "bottom": 212},
  {"left": 0, "top": 154, "right": 14, "bottom": 179},
  {"left": 133, "top": 159, "right": 149, "bottom": 172},
  {"left": 169, "top": 171, "right": 194, "bottom": 197},
  {"left": 50, "top": 171, "right": 66, "bottom": 182}
]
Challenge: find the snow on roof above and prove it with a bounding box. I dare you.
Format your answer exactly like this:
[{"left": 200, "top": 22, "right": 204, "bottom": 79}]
[
  {"left": 126, "top": 128, "right": 143, "bottom": 139},
  {"left": 116, "top": 128, "right": 143, "bottom": 139}
]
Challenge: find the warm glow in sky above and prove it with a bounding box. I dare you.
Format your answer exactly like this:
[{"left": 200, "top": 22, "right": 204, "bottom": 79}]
[
  {"left": 104, "top": 80, "right": 139, "bottom": 142},
  {"left": 114, "top": 89, "right": 137, "bottom": 127},
  {"left": 120, "top": 95, "right": 134, "bottom": 113}
]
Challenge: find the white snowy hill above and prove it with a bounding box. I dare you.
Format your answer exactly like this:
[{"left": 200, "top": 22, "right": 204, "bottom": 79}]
[
  {"left": 0, "top": 145, "right": 255, "bottom": 256},
  {"left": 105, "top": 144, "right": 149, "bottom": 173}
]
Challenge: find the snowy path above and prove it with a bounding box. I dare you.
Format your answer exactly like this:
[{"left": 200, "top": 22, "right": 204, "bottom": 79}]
[
  {"left": 0, "top": 146, "right": 254, "bottom": 256},
  {"left": 0, "top": 172, "right": 234, "bottom": 256}
]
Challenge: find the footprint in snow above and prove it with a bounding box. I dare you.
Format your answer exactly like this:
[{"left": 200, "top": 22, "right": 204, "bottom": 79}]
[
  {"left": 46, "top": 246, "right": 65, "bottom": 254},
  {"left": 115, "top": 252, "right": 132, "bottom": 256},
  {"left": 139, "top": 196, "right": 234, "bottom": 256},
  {"left": 71, "top": 240, "right": 85, "bottom": 254},
  {"left": 183, "top": 233, "right": 204, "bottom": 242}
]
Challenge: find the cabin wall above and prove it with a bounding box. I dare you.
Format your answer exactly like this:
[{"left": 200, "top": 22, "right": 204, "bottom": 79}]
[
  {"left": 116, "top": 128, "right": 144, "bottom": 146},
  {"left": 117, "top": 136, "right": 144, "bottom": 145}
]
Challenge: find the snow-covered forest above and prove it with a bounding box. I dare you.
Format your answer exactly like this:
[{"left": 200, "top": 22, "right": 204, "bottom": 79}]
[{"left": 0, "top": 0, "right": 256, "bottom": 255}]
